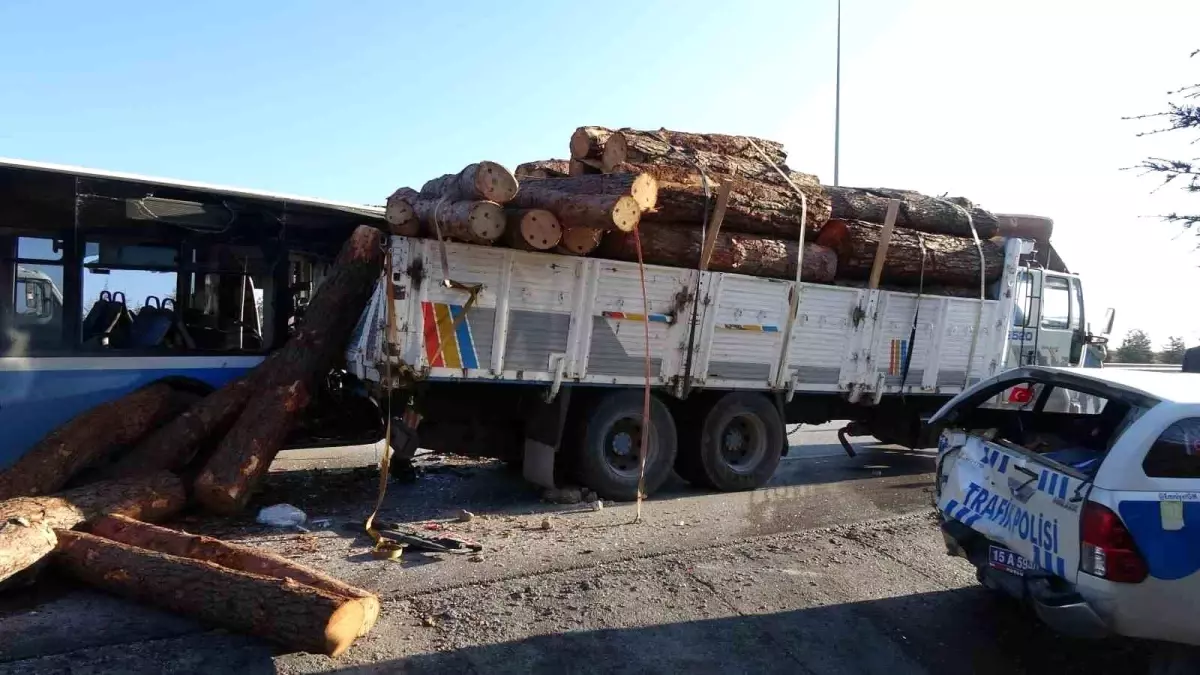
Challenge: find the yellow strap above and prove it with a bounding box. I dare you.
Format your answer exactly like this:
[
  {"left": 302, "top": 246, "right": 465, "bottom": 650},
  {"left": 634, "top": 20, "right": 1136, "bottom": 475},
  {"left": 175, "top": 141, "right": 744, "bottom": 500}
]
[{"left": 365, "top": 245, "right": 404, "bottom": 560}]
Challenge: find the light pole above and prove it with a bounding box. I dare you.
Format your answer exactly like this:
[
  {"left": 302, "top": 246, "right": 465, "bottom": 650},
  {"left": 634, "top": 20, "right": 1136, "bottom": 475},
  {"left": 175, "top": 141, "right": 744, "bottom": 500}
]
[{"left": 833, "top": 0, "right": 842, "bottom": 186}]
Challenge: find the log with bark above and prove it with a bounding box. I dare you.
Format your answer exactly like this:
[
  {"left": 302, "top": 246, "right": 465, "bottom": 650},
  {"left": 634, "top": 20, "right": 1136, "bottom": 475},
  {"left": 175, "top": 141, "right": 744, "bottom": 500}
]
[
  {"left": 505, "top": 209, "right": 562, "bottom": 251},
  {"left": 105, "top": 374, "right": 260, "bottom": 479},
  {"left": 597, "top": 223, "right": 837, "bottom": 282},
  {"left": 53, "top": 530, "right": 364, "bottom": 656},
  {"left": 511, "top": 172, "right": 658, "bottom": 212},
  {"left": 825, "top": 187, "right": 1000, "bottom": 239},
  {"left": 419, "top": 161, "right": 519, "bottom": 205},
  {"left": 193, "top": 226, "right": 385, "bottom": 515},
  {"left": 508, "top": 182, "right": 641, "bottom": 232},
  {"left": 0, "top": 383, "right": 194, "bottom": 500},
  {"left": 514, "top": 159, "right": 570, "bottom": 179},
  {"left": 555, "top": 226, "right": 604, "bottom": 256},
  {"left": 568, "top": 158, "right": 603, "bottom": 176},
  {"left": 996, "top": 213, "right": 1053, "bottom": 243},
  {"left": 89, "top": 514, "right": 379, "bottom": 637},
  {"left": 815, "top": 219, "right": 1004, "bottom": 286},
  {"left": 610, "top": 163, "right": 830, "bottom": 237},
  {"left": 384, "top": 188, "right": 420, "bottom": 237},
  {"left": 388, "top": 187, "right": 506, "bottom": 244},
  {"left": 569, "top": 126, "right": 616, "bottom": 164},
  {"left": 595, "top": 128, "right": 788, "bottom": 174},
  {"left": 0, "top": 471, "right": 185, "bottom": 584}
]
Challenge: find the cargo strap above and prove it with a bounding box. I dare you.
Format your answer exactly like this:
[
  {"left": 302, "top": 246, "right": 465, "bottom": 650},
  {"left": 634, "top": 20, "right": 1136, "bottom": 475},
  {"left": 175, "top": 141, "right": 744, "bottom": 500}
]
[
  {"left": 427, "top": 196, "right": 484, "bottom": 368},
  {"left": 898, "top": 233, "right": 927, "bottom": 397},
  {"left": 365, "top": 243, "right": 405, "bottom": 560}
]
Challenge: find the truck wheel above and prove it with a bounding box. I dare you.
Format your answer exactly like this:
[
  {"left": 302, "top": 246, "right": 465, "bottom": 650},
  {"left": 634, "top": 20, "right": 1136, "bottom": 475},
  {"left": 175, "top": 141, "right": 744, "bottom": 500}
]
[
  {"left": 575, "top": 391, "right": 678, "bottom": 501},
  {"left": 689, "top": 392, "right": 784, "bottom": 492}
]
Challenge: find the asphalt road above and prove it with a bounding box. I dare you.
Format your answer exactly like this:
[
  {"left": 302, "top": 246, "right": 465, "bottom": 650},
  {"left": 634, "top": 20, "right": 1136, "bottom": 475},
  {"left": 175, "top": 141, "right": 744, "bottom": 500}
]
[{"left": 0, "top": 425, "right": 1165, "bottom": 673}]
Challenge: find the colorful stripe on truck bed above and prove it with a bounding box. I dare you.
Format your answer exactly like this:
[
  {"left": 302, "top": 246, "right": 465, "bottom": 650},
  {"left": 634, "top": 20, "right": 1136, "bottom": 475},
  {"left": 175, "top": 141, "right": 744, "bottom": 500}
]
[{"left": 422, "top": 301, "right": 479, "bottom": 369}]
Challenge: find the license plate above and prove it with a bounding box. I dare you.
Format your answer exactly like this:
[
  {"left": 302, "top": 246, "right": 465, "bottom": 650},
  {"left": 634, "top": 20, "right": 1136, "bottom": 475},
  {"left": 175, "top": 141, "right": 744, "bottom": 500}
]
[{"left": 989, "top": 545, "right": 1036, "bottom": 576}]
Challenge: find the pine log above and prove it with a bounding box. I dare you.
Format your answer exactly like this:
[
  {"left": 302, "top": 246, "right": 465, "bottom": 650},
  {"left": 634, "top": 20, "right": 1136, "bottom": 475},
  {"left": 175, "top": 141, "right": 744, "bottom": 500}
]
[
  {"left": 600, "top": 128, "right": 788, "bottom": 173},
  {"left": 194, "top": 226, "right": 385, "bottom": 515},
  {"left": 514, "top": 159, "right": 570, "bottom": 179},
  {"left": 0, "top": 471, "right": 185, "bottom": 584},
  {"left": 0, "top": 382, "right": 191, "bottom": 500},
  {"left": 505, "top": 209, "right": 562, "bottom": 251},
  {"left": 510, "top": 172, "right": 657, "bottom": 212},
  {"left": 597, "top": 223, "right": 837, "bottom": 281},
  {"left": 825, "top": 187, "right": 1000, "bottom": 239},
  {"left": 816, "top": 219, "right": 1004, "bottom": 286},
  {"left": 508, "top": 182, "right": 640, "bottom": 232},
  {"left": 569, "top": 126, "right": 616, "bottom": 163},
  {"left": 106, "top": 373, "right": 260, "bottom": 479},
  {"left": 89, "top": 514, "right": 379, "bottom": 637},
  {"left": 996, "top": 213, "right": 1053, "bottom": 242},
  {"left": 384, "top": 188, "right": 420, "bottom": 237},
  {"left": 555, "top": 226, "right": 604, "bottom": 256},
  {"left": 53, "top": 530, "right": 363, "bottom": 657},
  {"left": 569, "top": 158, "right": 603, "bottom": 176},
  {"left": 611, "top": 163, "right": 830, "bottom": 237},
  {"left": 419, "top": 161, "right": 518, "bottom": 204},
  {"left": 409, "top": 197, "right": 506, "bottom": 245}
]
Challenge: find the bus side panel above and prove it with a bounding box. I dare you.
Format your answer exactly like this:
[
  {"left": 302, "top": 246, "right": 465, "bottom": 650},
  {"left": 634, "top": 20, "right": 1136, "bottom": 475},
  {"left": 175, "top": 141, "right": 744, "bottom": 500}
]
[{"left": 0, "top": 355, "right": 262, "bottom": 468}]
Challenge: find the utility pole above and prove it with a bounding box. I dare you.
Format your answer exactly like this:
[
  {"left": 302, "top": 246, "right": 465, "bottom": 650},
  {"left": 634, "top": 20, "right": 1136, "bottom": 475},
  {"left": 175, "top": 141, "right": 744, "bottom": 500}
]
[{"left": 833, "top": 0, "right": 842, "bottom": 186}]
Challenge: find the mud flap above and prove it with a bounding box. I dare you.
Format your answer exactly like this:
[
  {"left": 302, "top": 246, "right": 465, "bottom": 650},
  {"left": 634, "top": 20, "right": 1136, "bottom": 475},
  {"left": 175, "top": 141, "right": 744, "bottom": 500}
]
[{"left": 522, "top": 387, "right": 572, "bottom": 489}]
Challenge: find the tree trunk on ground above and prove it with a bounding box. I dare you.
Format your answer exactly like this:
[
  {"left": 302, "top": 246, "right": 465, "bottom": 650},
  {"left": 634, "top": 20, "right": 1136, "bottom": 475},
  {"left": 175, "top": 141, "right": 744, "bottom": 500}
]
[
  {"left": 53, "top": 530, "right": 363, "bottom": 657},
  {"left": 384, "top": 188, "right": 420, "bottom": 237},
  {"left": 106, "top": 374, "right": 260, "bottom": 479},
  {"left": 514, "top": 159, "right": 570, "bottom": 179},
  {"left": 0, "top": 383, "right": 192, "bottom": 500},
  {"left": 611, "top": 163, "right": 830, "bottom": 237},
  {"left": 555, "top": 226, "right": 604, "bottom": 256},
  {"left": 600, "top": 128, "right": 788, "bottom": 173},
  {"left": 419, "top": 161, "right": 518, "bottom": 204},
  {"left": 569, "top": 126, "right": 616, "bottom": 163},
  {"left": 505, "top": 209, "right": 562, "bottom": 251},
  {"left": 569, "top": 158, "right": 602, "bottom": 176},
  {"left": 511, "top": 172, "right": 658, "bottom": 212},
  {"left": 815, "top": 219, "right": 1004, "bottom": 286},
  {"left": 508, "top": 182, "right": 641, "bottom": 232},
  {"left": 597, "top": 223, "right": 837, "bottom": 281},
  {"left": 193, "top": 226, "right": 385, "bottom": 515},
  {"left": 825, "top": 187, "right": 1000, "bottom": 239},
  {"left": 0, "top": 471, "right": 185, "bottom": 584},
  {"left": 88, "top": 514, "right": 379, "bottom": 637}
]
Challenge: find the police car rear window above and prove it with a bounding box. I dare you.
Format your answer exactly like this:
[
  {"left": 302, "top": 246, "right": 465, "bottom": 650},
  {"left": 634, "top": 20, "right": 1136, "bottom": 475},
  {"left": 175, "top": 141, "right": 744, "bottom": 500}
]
[{"left": 1143, "top": 417, "right": 1200, "bottom": 479}]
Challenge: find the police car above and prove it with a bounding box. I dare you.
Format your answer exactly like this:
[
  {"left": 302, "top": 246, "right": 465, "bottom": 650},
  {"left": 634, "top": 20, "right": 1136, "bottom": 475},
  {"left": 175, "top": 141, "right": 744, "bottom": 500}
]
[{"left": 931, "top": 365, "right": 1200, "bottom": 654}]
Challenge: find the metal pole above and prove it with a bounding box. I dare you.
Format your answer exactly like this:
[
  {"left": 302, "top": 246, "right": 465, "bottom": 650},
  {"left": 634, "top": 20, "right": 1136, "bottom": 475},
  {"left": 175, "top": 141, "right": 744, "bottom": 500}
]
[{"left": 834, "top": 0, "right": 842, "bottom": 186}]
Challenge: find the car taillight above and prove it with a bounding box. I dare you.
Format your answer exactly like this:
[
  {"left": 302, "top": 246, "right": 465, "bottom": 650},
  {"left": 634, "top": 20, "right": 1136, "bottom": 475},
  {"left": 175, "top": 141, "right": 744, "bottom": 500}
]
[{"left": 1080, "top": 501, "right": 1148, "bottom": 583}]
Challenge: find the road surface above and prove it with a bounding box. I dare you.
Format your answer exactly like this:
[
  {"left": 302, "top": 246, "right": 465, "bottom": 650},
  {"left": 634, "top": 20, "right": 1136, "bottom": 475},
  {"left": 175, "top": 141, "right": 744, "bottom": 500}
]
[{"left": 0, "top": 424, "right": 1159, "bottom": 673}]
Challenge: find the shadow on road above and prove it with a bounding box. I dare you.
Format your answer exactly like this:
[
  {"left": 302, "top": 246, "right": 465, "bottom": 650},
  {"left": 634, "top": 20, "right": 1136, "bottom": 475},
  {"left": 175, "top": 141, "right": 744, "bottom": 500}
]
[{"left": 320, "top": 587, "right": 1149, "bottom": 675}]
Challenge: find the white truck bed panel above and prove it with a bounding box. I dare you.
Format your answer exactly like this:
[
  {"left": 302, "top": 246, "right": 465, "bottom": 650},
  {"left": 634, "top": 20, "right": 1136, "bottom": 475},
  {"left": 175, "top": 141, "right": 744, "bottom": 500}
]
[{"left": 349, "top": 236, "right": 1028, "bottom": 399}]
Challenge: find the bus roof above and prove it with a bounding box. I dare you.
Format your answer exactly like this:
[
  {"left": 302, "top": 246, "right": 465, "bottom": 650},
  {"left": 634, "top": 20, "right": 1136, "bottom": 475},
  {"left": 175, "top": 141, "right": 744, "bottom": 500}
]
[{"left": 0, "top": 156, "right": 383, "bottom": 221}]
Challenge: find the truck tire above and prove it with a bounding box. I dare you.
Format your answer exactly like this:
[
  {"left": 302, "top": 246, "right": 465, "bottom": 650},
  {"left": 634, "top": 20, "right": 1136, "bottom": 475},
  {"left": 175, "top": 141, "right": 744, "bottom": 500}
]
[
  {"left": 686, "top": 392, "right": 784, "bottom": 492},
  {"left": 575, "top": 391, "right": 678, "bottom": 501}
]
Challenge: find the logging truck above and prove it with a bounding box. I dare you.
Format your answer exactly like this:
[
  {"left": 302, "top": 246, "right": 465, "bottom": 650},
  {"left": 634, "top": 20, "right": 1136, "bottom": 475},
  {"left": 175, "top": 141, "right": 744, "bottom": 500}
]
[{"left": 346, "top": 232, "right": 1113, "bottom": 500}]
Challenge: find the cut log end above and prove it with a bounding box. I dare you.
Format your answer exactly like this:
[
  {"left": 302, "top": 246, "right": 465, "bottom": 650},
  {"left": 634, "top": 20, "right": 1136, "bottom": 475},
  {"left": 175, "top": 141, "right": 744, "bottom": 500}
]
[
  {"left": 467, "top": 201, "right": 507, "bottom": 243},
  {"left": 475, "top": 161, "right": 519, "bottom": 204},
  {"left": 557, "top": 227, "right": 604, "bottom": 255},
  {"left": 611, "top": 195, "right": 641, "bottom": 232},
  {"left": 628, "top": 173, "right": 658, "bottom": 212},
  {"left": 600, "top": 131, "right": 629, "bottom": 173},
  {"left": 509, "top": 209, "right": 562, "bottom": 251},
  {"left": 325, "top": 598, "right": 366, "bottom": 657}
]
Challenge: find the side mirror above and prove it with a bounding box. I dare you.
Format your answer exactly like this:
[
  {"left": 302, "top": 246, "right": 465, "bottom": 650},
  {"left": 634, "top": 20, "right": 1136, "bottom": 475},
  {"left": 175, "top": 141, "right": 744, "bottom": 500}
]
[
  {"left": 1086, "top": 334, "right": 1109, "bottom": 346},
  {"left": 25, "top": 283, "right": 42, "bottom": 310},
  {"left": 1102, "top": 308, "right": 1115, "bottom": 335}
]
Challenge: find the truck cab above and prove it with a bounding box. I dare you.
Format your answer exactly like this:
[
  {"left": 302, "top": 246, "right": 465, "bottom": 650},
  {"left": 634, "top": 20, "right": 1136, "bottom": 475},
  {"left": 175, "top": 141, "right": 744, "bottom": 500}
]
[{"left": 1006, "top": 267, "right": 1112, "bottom": 370}]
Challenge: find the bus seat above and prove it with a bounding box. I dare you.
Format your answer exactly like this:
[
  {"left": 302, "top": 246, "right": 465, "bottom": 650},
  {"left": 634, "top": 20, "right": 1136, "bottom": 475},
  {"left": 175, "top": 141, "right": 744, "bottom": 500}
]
[
  {"left": 127, "top": 296, "right": 174, "bottom": 348},
  {"left": 83, "top": 291, "right": 133, "bottom": 348}
]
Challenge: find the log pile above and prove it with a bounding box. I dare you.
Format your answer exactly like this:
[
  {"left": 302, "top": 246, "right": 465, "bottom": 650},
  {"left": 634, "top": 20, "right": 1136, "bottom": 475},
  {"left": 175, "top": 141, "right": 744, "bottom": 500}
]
[
  {"left": 386, "top": 126, "right": 1013, "bottom": 290},
  {"left": 0, "top": 225, "right": 384, "bottom": 657}
]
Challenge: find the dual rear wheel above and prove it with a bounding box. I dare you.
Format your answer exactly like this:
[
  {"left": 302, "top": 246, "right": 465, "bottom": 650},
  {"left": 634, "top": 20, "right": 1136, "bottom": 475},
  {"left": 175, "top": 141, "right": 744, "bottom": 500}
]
[{"left": 572, "top": 390, "right": 784, "bottom": 501}]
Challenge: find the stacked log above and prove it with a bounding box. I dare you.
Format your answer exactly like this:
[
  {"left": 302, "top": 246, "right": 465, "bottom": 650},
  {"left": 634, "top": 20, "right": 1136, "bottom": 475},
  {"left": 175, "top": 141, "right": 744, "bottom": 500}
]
[
  {"left": 515, "top": 159, "right": 570, "bottom": 179},
  {"left": 825, "top": 187, "right": 999, "bottom": 239},
  {"left": 816, "top": 219, "right": 1004, "bottom": 286}
]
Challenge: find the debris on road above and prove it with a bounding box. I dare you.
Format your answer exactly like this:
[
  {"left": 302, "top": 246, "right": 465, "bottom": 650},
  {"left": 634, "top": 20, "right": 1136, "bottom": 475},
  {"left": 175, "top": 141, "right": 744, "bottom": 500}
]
[
  {"left": 457, "top": 510, "right": 475, "bottom": 523},
  {"left": 541, "top": 517, "right": 554, "bottom": 531},
  {"left": 256, "top": 504, "right": 308, "bottom": 528}
]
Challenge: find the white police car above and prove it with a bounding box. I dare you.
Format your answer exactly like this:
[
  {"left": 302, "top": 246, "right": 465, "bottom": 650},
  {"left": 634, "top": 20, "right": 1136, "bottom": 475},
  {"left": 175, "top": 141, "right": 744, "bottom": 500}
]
[{"left": 931, "top": 366, "right": 1200, "bottom": 658}]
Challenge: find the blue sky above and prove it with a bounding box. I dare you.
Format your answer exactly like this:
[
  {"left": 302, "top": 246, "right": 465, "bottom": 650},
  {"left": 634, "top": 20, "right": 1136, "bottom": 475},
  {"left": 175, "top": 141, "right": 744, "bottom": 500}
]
[{"left": 3, "top": 0, "right": 1199, "bottom": 344}]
